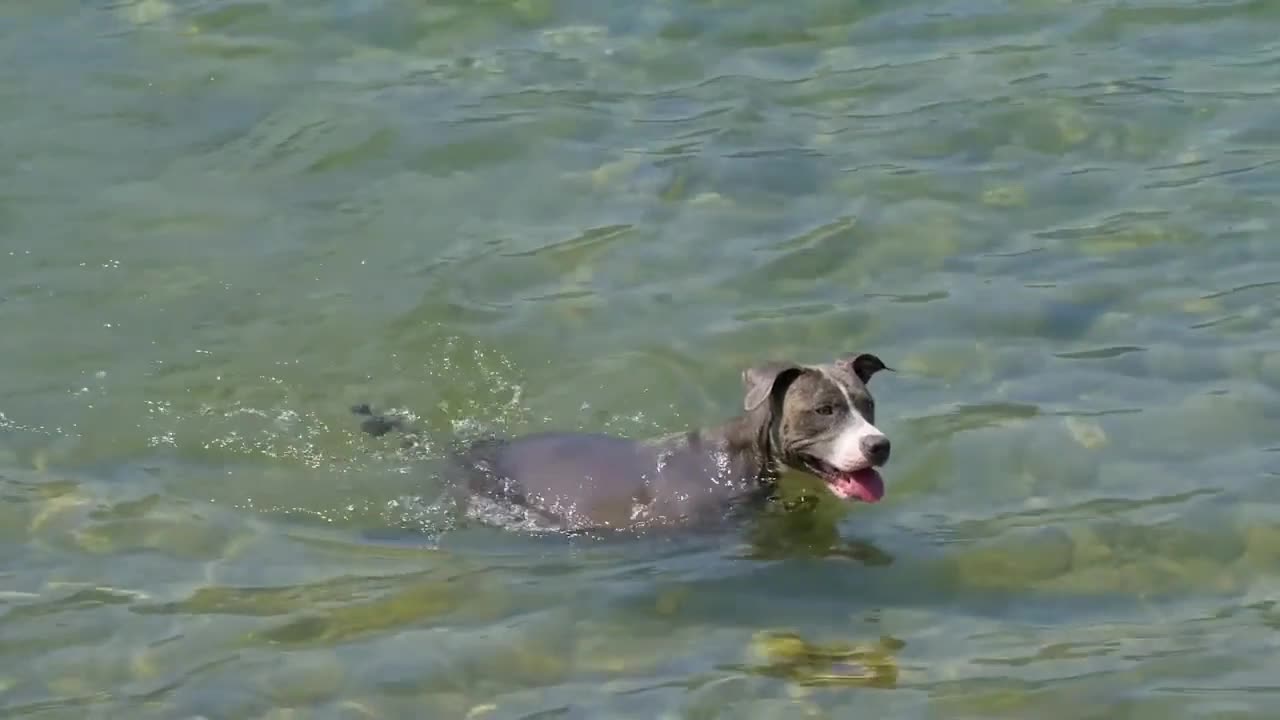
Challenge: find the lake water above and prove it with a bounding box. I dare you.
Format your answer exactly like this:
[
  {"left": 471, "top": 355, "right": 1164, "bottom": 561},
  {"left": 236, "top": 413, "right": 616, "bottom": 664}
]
[{"left": 3, "top": 0, "right": 1280, "bottom": 717}]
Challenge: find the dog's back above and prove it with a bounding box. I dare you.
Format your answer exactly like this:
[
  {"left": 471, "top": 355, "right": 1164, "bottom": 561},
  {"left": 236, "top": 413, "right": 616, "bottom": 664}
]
[{"left": 449, "top": 431, "right": 758, "bottom": 531}]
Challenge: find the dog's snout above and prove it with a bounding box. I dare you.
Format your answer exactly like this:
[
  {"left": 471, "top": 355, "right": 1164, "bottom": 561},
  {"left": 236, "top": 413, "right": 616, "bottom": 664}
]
[{"left": 861, "top": 435, "right": 891, "bottom": 465}]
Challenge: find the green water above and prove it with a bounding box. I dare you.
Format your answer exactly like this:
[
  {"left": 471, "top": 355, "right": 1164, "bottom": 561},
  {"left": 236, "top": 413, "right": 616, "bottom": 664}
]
[{"left": 3, "top": 0, "right": 1280, "bottom": 717}]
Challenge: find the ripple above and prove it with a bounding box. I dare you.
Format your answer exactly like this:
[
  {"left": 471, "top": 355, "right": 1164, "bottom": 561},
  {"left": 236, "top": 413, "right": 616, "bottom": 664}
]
[
  {"left": 1201, "top": 279, "right": 1280, "bottom": 300},
  {"left": 499, "top": 223, "right": 635, "bottom": 259},
  {"left": 7, "top": 0, "right": 1280, "bottom": 715},
  {"left": 1055, "top": 346, "right": 1147, "bottom": 361},
  {"left": 864, "top": 290, "right": 950, "bottom": 304},
  {"left": 906, "top": 402, "right": 1042, "bottom": 441}
]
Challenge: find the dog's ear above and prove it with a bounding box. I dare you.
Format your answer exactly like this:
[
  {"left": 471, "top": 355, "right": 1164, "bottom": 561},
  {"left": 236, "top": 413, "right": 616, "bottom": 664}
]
[
  {"left": 742, "top": 363, "right": 804, "bottom": 412},
  {"left": 843, "top": 353, "right": 894, "bottom": 384}
]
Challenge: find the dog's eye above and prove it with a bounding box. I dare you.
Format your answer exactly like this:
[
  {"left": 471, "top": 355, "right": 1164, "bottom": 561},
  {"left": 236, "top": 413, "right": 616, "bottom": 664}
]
[{"left": 814, "top": 404, "right": 836, "bottom": 416}]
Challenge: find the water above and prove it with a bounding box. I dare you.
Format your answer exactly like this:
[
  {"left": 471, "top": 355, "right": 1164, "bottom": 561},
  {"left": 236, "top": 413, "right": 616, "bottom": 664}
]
[{"left": 2, "top": 0, "right": 1280, "bottom": 716}]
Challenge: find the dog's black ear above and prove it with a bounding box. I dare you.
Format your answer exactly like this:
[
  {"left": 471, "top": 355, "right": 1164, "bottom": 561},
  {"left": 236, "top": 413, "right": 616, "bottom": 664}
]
[
  {"left": 742, "top": 363, "right": 804, "bottom": 412},
  {"left": 845, "top": 353, "right": 894, "bottom": 384}
]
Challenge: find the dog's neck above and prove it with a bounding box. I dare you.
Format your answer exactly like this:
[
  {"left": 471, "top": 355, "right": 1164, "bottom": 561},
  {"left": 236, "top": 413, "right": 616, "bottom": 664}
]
[{"left": 696, "top": 405, "right": 782, "bottom": 489}]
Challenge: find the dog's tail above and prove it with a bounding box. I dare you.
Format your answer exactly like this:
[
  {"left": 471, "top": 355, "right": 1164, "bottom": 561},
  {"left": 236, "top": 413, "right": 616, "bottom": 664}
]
[{"left": 351, "top": 403, "right": 413, "bottom": 439}]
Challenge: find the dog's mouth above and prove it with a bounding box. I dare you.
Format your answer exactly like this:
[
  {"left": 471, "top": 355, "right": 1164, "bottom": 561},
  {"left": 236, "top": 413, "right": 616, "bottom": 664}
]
[{"left": 800, "top": 457, "right": 885, "bottom": 503}]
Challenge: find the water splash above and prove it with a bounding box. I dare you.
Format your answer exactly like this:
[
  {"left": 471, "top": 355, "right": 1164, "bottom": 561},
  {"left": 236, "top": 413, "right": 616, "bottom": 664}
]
[{"left": 121, "top": 332, "right": 539, "bottom": 539}]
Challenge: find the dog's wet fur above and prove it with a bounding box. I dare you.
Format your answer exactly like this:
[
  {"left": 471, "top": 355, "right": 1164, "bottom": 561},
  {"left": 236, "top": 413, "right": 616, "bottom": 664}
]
[{"left": 355, "top": 352, "right": 894, "bottom": 533}]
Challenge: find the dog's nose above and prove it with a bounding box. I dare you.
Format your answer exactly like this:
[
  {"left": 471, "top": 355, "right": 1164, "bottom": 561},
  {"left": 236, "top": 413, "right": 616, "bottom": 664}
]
[{"left": 861, "top": 435, "right": 891, "bottom": 465}]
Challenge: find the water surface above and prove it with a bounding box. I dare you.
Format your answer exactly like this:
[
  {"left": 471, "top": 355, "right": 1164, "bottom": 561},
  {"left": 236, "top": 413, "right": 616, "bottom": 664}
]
[{"left": 3, "top": 0, "right": 1280, "bottom": 717}]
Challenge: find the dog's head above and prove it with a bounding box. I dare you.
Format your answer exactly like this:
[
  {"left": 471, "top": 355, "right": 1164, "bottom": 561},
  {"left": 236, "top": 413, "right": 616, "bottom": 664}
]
[{"left": 742, "top": 353, "right": 893, "bottom": 503}]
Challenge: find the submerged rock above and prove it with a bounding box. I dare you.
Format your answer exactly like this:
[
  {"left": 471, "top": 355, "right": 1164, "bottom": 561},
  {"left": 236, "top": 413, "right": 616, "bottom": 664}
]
[{"left": 743, "top": 630, "right": 902, "bottom": 689}]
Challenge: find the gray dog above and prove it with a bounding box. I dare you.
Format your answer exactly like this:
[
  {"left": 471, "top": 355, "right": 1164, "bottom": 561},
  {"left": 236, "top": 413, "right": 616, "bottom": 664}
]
[{"left": 355, "top": 352, "right": 893, "bottom": 533}]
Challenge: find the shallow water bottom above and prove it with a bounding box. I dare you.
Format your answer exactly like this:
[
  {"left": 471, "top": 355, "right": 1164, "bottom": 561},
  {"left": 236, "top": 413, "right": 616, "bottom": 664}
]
[{"left": 5, "top": 0, "right": 1280, "bottom": 715}]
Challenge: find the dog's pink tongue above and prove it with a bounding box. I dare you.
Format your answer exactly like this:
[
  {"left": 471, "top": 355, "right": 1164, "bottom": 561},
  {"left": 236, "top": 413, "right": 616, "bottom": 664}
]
[{"left": 831, "top": 468, "right": 884, "bottom": 503}]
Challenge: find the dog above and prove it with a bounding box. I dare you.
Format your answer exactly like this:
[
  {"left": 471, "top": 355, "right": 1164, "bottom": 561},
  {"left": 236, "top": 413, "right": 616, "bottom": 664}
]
[{"left": 355, "top": 352, "right": 893, "bottom": 533}]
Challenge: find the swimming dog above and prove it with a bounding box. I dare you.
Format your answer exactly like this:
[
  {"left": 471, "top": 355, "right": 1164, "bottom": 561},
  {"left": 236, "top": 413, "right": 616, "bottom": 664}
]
[{"left": 355, "top": 352, "right": 893, "bottom": 532}]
